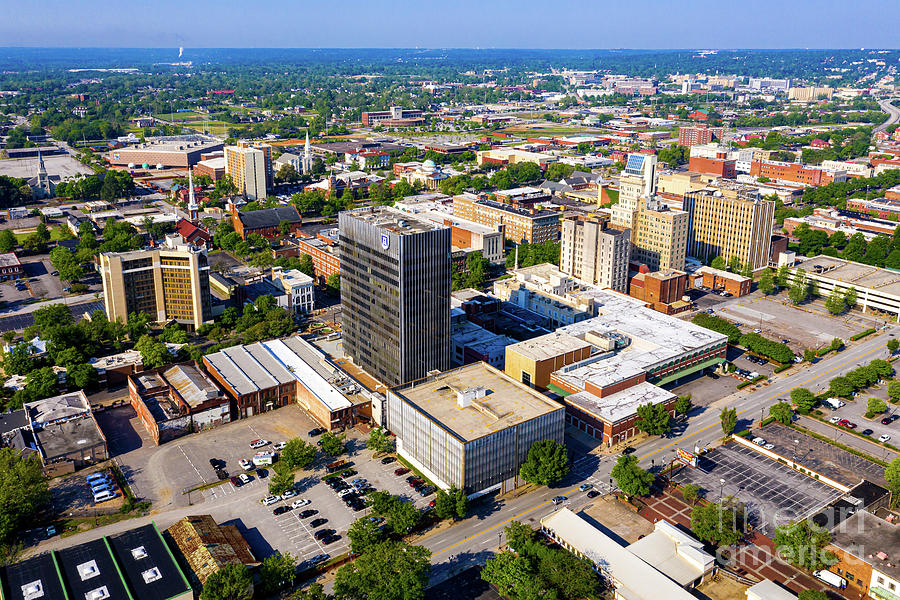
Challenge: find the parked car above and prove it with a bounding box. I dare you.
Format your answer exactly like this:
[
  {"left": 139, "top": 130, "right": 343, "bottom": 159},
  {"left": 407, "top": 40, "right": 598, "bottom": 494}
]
[
  {"left": 394, "top": 467, "right": 410, "bottom": 476},
  {"left": 239, "top": 459, "right": 253, "bottom": 470},
  {"left": 273, "top": 442, "right": 287, "bottom": 451},
  {"left": 880, "top": 434, "right": 892, "bottom": 443},
  {"left": 310, "top": 518, "right": 328, "bottom": 528},
  {"left": 321, "top": 534, "right": 341, "bottom": 544},
  {"left": 208, "top": 458, "right": 225, "bottom": 469},
  {"left": 380, "top": 456, "right": 396, "bottom": 464},
  {"left": 249, "top": 439, "right": 270, "bottom": 449},
  {"left": 309, "top": 554, "right": 329, "bottom": 566},
  {"left": 314, "top": 528, "right": 335, "bottom": 540},
  {"left": 579, "top": 483, "right": 593, "bottom": 492},
  {"left": 93, "top": 490, "right": 116, "bottom": 503},
  {"left": 46, "top": 525, "right": 56, "bottom": 537},
  {"left": 291, "top": 498, "right": 311, "bottom": 508},
  {"left": 419, "top": 486, "right": 433, "bottom": 497},
  {"left": 230, "top": 476, "right": 242, "bottom": 487},
  {"left": 299, "top": 509, "right": 318, "bottom": 519},
  {"left": 752, "top": 437, "right": 766, "bottom": 446},
  {"left": 260, "top": 496, "right": 280, "bottom": 506},
  {"left": 340, "top": 469, "right": 358, "bottom": 478},
  {"left": 350, "top": 478, "right": 367, "bottom": 486},
  {"left": 256, "top": 468, "right": 268, "bottom": 479},
  {"left": 587, "top": 490, "right": 600, "bottom": 498},
  {"left": 308, "top": 428, "right": 325, "bottom": 437},
  {"left": 239, "top": 473, "right": 251, "bottom": 485},
  {"left": 882, "top": 415, "right": 900, "bottom": 425},
  {"left": 281, "top": 490, "right": 299, "bottom": 500},
  {"left": 86, "top": 472, "right": 111, "bottom": 485},
  {"left": 338, "top": 488, "right": 356, "bottom": 498},
  {"left": 273, "top": 506, "right": 292, "bottom": 516},
  {"left": 829, "top": 416, "right": 842, "bottom": 424},
  {"left": 552, "top": 496, "right": 567, "bottom": 505},
  {"left": 862, "top": 429, "right": 874, "bottom": 436}
]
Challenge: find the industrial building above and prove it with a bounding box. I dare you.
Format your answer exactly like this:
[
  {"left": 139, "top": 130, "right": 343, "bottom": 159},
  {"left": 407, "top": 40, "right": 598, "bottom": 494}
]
[
  {"left": 789, "top": 255, "right": 900, "bottom": 321},
  {"left": 128, "top": 364, "right": 231, "bottom": 445},
  {"left": 386, "top": 362, "right": 565, "bottom": 495},
  {"left": 0, "top": 523, "right": 193, "bottom": 600},
  {"left": 107, "top": 135, "right": 224, "bottom": 168},
  {"left": 203, "top": 336, "right": 370, "bottom": 430},
  {"left": 683, "top": 182, "right": 775, "bottom": 271},
  {"left": 167, "top": 514, "right": 257, "bottom": 585},
  {"left": 100, "top": 234, "right": 212, "bottom": 330},
  {"left": 339, "top": 206, "right": 451, "bottom": 387},
  {"left": 24, "top": 391, "right": 108, "bottom": 476}
]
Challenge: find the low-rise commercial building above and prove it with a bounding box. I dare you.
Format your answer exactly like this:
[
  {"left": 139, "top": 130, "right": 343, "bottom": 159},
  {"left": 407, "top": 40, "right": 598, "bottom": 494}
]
[
  {"left": 695, "top": 266, "right": 752, "bottom": 297},
  {"left": 688, "top": 155, "right": 736, "bottom": 178},
  {"left": 504, "top": 331, "right": 594, "bottom": 390},
  {"left": 790, "top": 255, "right": 900, "bottom": 321},
  {"left": 361, "top": 107, "right": 424, "bottom": 127},
  {"left": 386, "top": 362, "right": 564, "bottom": 495},
  {"left": 750, "top": 160, "right": 846, "bottom": 186},
  {"left": 232, "top": 205, "right": 302, "bottom": 240},
  {"left": 476, "top": 148, "right": 557, "bottom": 169},
  {"left": 451, "top": 315, "right": 518, "bottom": 370},
  {"left": 678, "top": 126, "right": 724, "bottom": 147},
  {"left": 628, "top": 268, "right": 690, "bottom": 314},
  {"left": 270, "top": 266, "right": 315, "bottom": 314},
  {"left": 108, "top": 135, "right": 223, "bottom": 168},
  {"left": 128, "top": 364, "right": 231, "bottom": 445},
  {"left": 24, "top": 391, "right": 108, "bottom": 476},
  {"left": 540, "top": 509, "right": 711, "bottom": 600},
  {"left": 167, "top": 515, "right": 257, "bottom": 585},
  {"left": 203, "top": 336, "right": 369, "bottom": 430},
  {"left": 0, "top": 253, "right": 23, "bottom": 280},
  {"left": 418, "top": 211, "right": 505, "bottom": 263}
]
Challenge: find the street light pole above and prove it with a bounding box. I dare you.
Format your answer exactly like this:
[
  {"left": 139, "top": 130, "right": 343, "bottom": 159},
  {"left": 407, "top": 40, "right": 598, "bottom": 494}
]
[{"left": 719, "top": 478, "right": 725, "bottom": 501}]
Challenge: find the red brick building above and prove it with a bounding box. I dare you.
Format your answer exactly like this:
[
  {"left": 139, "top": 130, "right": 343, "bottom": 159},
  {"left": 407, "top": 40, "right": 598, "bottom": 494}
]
[
  {"left": 232, "top": 206, "right": 302, "bottom": 240},
  {"left": 749, "top": 161, "right": 842, "bottom": 186},
  {"left": 678, "top": 126, "right": 724, "bottom": 147},
  {"left": 628, "top": 268, "right": 689, "bottom": 314},
  {"left": 295, "top": 235, "right": 340, "bottom": 285},
  {"left": 688, "top": 155, "right": 736, "bottom": 178},
  {"left": 175, "top": 219, "right": 212, "bottom": 247}
]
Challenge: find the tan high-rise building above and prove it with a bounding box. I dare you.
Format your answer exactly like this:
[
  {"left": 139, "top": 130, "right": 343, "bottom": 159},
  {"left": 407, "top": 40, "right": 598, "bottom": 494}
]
[
  {"left": 612, "top": 153, "right": 688, "bottom": 271},
  {"left": 225, "top": 145, "right": 267, "bottom": 200},
  {"left": 452, "top": 193, "right": 559, "bottom": 244},
  {"left": 559, "top": 216, "right": 631, "bottom": 292},
  {"left": 100, "top": 234, "right": 212, "bottom": 329},
  {"left": 683, "top": 182, "right": 775, "bottom": 271}
]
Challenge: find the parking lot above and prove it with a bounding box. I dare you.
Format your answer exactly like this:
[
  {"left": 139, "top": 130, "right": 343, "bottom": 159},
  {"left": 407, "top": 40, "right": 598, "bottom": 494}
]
[
  {"left": 716, "top": 296, "right": 861, "bottom": 351},
  {"left": 819, "top": 385, "right": 900, "bottom": 445},
  {"left": 100, "top": 404, "right": 434, "bottom": 565},
  {"left": 672, "top": 443, "right": 843, "bottom": 537}
]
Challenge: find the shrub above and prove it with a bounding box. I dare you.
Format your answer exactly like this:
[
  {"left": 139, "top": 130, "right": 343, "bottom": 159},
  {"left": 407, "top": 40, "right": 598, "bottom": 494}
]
[
  {"left": 739, "top": 332, "right": 793, "bottom": 364},
  {"left": 851, "top": 328, "right": 877, "bottom": 341},
  {"left": 691, "top": 314, "right": 742, "bottom": 344}
]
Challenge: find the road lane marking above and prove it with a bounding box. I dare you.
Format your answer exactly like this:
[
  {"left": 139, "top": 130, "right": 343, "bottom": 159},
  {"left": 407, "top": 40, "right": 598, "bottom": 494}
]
[{"left": 638, "top": 342, "right": 886, "bottom": 462}]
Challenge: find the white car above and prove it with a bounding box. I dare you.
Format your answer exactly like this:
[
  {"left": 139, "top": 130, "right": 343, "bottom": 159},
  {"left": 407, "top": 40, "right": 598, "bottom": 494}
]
[
  {"left": 273, "top": 441, "right": 287, "bottom": 451},
  {"left": 238, "top": 473, "right": 252, "bottom": 484},
  {"left": 239, "top": 459, "right": 253, "bottom": 470},
  {"left": 764, "top": 443, "right": 775, "bottom": 450},
  {"left": 260, "top": 495, "right": 280, "bottom": 506},
  {"left": 880, "top": 434, "right": 892, "bottom": 443},
  {"left": 281, "top": 490, "right": 299, "bottom": 500},
  {"left": 829, "top": 416, "right": 841, "bottom": 424},
  {"left": 249, "top": 439, "right": 270, "bottom": 449},
  {"left": 752, "top": 437, "right": 766, "bottom": 446},
  {"left": 337, "top": 488, "right": 356, "bottom": 498},
  {"left": 291, "top": 498, "right": 311, "bottom": 508}
]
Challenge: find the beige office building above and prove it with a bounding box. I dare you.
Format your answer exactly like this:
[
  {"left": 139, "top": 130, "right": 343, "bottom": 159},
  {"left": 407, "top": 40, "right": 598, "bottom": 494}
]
[
  {"left": 101, "top": 234, "right": 212, "bottom": 329},
  {"left": 683, "top": 183, "right": 775, "bottom": 271},
  {"left": 560, "top": 216, "right": 631, "bottom": 292},
  {"left": 632, "top": 205, "right": 689, "bottom": 271},
  {"left": 612, "top": 154, "right": 688, "bottom": 271},
  {"left": 452, "top": 193, "right": 559, "bottom": 244},
  {"left": 225, "top": 145, "right": 267, "bottom": 200}
]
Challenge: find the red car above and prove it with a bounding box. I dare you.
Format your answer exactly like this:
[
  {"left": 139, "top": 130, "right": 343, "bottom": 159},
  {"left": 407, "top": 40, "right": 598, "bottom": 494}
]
[
  {"left": 394, "top": 467, "right": 410, "bottom": 476},
  {"left": 839, "top": 420, "right": 857, "bottom": 429}
]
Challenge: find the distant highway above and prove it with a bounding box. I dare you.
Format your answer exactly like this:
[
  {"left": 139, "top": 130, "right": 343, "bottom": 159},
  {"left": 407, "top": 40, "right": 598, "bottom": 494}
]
[{"left": 874, "top": 98, "right": 900, "bottom": 133}]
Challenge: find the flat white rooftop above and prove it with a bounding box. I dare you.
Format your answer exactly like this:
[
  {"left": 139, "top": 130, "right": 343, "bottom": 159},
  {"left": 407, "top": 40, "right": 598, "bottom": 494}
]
[
  {"left": 565, "top": 382, "right": 675, "bottom": 424},
  {"left": 505, "top": 331, "right": 593, "bottom": 362}
]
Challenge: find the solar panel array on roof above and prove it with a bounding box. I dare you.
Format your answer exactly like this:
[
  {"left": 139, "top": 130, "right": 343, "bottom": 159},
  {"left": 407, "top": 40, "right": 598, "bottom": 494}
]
[{"left": 625, "top": 154, "right": 646, "bottom": 175}]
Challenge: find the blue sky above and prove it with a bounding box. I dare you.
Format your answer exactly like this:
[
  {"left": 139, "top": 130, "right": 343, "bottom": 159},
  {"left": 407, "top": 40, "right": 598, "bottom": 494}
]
[{"left": 2, "top": 0, "right": 897, "bottom": 49}]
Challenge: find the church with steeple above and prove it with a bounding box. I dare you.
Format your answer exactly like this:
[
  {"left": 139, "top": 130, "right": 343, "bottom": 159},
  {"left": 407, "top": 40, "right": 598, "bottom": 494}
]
[{"left": 27, "top": 151, "right": 57, "bottom": 199}]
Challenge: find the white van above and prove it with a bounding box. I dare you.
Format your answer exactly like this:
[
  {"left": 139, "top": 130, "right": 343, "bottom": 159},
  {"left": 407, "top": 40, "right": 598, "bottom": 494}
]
[
  {"left": 252, "top": 453, "right": 274, "bottom": 466},
  {"left": 824, "top": 397, "right": 846, "bottom": 410},
  {"left": 90, "top": 482, "right": 115, "bottom": 494},
  {"left": 93, "top": 490, "right": 116, "bottom": 503},
  {"left": 813, "top": 569, "right": 846, "bottom": 589},
  {"left": 86, "top": 472, "right": 110, "bottom": 484}
]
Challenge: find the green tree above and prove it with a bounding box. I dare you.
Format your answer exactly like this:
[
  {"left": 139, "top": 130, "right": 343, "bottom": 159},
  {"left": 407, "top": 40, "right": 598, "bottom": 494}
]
[
  {"left": 824, "top": 289, "right": 846, "bottom": 314},
  {"left": 297, "top": 254, "right": 315, "bottom": 278},
  {"left": 831, "top": 337, "right": 844, "bottom": 352},
  {"left": 320, "top": 431, "right": 346, "bottom": 457},
  {"left": 25, "top": 367, "right": 59, "bottom": 401},
  {"left": 888, "top": 339, "right": 900, "bottom": 354},
  {"left": 259, "top": 552, "right": 298, "bottom": 595},
  {"left": 280, "top": 438, "right": 317, "bottom": 470},
  {"left": 691, "top": 500, "right": 745, "bottom": 547},
  {"left": 804, "top": 348, "right": 816, "bottom": 363},
  {"left": 0, "top": 448, "right": 49, "bottom": 542},
  {"left": 518, "top": 440, "right": 569, "bottom": 486},
  {"left": 135, "top": 335, "right": 173, "bottom": 369},
  {"left": 675, "top": 395, "right": 693, "bottom": 416},
  {"left": 1, "top": 343, "right": 35, "bottom": 376},
  {"left": 776, "top": 264, "right": 791, "bottom": 288},
  {"left": 387, "top": 500, "right": 420, "bottom": 535},
  {"left": 886, "top": 456, "right": 900, "bottom": 502},
  {"left": 366, "top": 427, "right": 393, "bottom": 455},
  {"left": 868, "top": 397, "right": 888, "bottom": 415},
  {"left": 710, "top": 256, "right": 726, "bottom": 270},
  {"left": 888, "top": 380, "right": 900, "bottom": 403},
  {"left": 434, "top": 486, "right": 468, "bottom": 520},
  {"left": 635, "top": 401, "right": 672, "bottom": 435},
  {"left": 682, "top": 483, "right": 701, "bottom": 504},
  {"left": 0, "top": 230, "right": 16, "bottom": 253},
  {"left": 347, "top": 517, "right": 384, "bottom": 555},
  {"left": 769, "top": 401, "right": 794, "bottom": 425},
  {"left": 200, "top": 563, "right": 253, "bottom": 600},
  {"left": 536, "top": 545, "right": 599, "bottom": 600},
  {"left": 774, "top": 521, "right": 835, "bottom": 570},
  {"left": 720, "top": 406, "right": 738, "bottom": 435},
  {"left": 68, "top": 364, "right": 99, "bottom": 391},
  {"left": 844, "top": 287, "right": 858, "bottom": 308},
  {"left": 504, "top": 521, "right": 536, "bottom": 552},
  {"left": 480, "top": 552, "right": 538, "bottom": 600},
  {"left": 829, "top": 376, "right": 855, "bottom": 398},
  {"left": 757, "top": 268, "right": 775, "bottom": 294},
  {"left": 798, "top": 591, "right": 829, "bottom": 600},
  {"left": 126, "top": 311, "right": 151, "bottom": 340},
  {"left": 326, "top": 273, "right": 340, "bottom": 296},
  {"left": 790, "top": 388, "right": 818, "bottom": 413},
  {"left": 334, "top": 541, "right": 430, "bottom": 600},
  {"left": 789, "top": 268, "right": 809, "bottom": 304},
  {"left": 268, "top": 462, "right": 295, "bottom": 496},
  {"left": 611, "top": 454, "right": 654, "bottom": 497}
]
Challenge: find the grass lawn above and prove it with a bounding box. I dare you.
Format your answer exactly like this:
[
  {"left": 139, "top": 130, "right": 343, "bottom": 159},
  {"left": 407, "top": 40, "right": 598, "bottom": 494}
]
[
  {"left": 153, "top": 111, "right": 204, "bottom": 121},
  {"left": 51, "top": 225, "right": 74, "bottom": 241}
]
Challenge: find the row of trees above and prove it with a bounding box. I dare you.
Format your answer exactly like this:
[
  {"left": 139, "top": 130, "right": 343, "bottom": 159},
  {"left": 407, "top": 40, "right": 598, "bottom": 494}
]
[{"left": 792, "top": 223, "right": 900, "bottom": 269}]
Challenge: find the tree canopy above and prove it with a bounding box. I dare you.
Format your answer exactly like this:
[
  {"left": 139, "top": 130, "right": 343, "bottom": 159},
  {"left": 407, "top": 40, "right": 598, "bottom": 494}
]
[{"left": 519, "top": 440, "right": 570, "bottom": 486}]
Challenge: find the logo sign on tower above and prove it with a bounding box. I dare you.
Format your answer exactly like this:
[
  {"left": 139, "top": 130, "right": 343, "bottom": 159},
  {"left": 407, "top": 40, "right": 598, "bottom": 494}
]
[{"left": 380, "top": 233, "right": 390, "bottom": 250}]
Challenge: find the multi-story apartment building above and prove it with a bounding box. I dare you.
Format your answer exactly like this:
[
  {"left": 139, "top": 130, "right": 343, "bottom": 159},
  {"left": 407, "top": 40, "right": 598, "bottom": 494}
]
[
  {"left": 559, "top": 216, "right": 631, "bottom": 292},
  {"left": 339, "top": 206, "right": 451, "bottom": 387},
  {"left": 100, "top": 234, "right": 212, "bottom": 330},
  {"left": 678, "top": 126, "right": 724, "bottom": 147},
  {"left": 224, "top": 145, "right": 267, "bottom": 200},
  {"left": 682, "top": 182, "right": 775, "bottom": 271},
  {"left": 452, "top": 193, "right": 559, "bottom": 244},
  {"left": 294, "top": 234, "right": 340, "bottom": 285}
]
